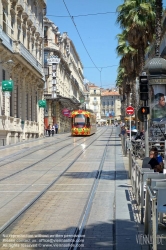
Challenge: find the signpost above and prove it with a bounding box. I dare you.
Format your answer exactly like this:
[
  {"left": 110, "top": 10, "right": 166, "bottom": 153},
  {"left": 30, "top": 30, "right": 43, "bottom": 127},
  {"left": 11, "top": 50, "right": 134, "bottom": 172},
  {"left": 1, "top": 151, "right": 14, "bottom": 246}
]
[
  {"left": 62, "top": 108, "right": 70, "bottom": 117},
  {"left": 126, "top": 106, "right": 135, "bottom": 141}
]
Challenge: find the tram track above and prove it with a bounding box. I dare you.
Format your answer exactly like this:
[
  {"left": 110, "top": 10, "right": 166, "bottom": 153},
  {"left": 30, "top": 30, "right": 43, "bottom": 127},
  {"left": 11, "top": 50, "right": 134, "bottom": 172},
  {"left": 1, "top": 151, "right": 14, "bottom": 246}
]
[
  {"left": 0, "top": 127, "right": 109, "bottom": 236},
  {"left": 68, "top": 126, "right": 114, "bottom": 250},
  {"left": 0, "top": 129, "right": 103, "bottom": 182}
]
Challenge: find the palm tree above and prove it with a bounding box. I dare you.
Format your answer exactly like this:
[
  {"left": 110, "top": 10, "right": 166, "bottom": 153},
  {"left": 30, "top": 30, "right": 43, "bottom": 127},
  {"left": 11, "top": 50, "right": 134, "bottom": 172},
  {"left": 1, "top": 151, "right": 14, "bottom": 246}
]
[
  {"left": 116, "top": 0, "right": 155, "bottom": 72},
  {"left": 155, "top": 0, "right": 163, "bottom": 56},
  {"left": 116, "top": 0, "right": 157, "bottom": 128}
]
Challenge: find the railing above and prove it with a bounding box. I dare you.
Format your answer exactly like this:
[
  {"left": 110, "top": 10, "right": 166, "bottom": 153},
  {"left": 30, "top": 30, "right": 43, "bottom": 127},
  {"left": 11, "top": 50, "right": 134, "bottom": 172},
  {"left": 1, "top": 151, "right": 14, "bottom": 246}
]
[
  {"left": 93, "top": 101, "right": 98, "bottom": 105},
  {"left": 129, "top": 144, "right": 166, "bottom": 250},
  {"left": 0, "top": 27, "right": 13, "bottom": 52},
  {"left": 144, "top": 182, "right": 166, "bottom": 250},
  {"left": 13, "top": 41, "right": 42, "bottom": 74}
]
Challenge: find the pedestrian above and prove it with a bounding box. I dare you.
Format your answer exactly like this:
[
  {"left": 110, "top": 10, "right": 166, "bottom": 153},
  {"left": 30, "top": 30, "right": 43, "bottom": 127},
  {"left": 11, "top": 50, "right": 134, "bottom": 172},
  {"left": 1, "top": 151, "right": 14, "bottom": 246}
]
[
  {"left": 55, "top": 123, "right": 58, "bottom": 134},
  {"left": 45, "top": 124, "right": 47, "bottom": 136},
  {"left": 120, "top": 126, "right": 127, "bottom": 155},
  {"left": 51, "top": 124, "right": 55, "bottom": 136},
  {"left": 47, "top": 124, "right": 51, "bottom": 137}
]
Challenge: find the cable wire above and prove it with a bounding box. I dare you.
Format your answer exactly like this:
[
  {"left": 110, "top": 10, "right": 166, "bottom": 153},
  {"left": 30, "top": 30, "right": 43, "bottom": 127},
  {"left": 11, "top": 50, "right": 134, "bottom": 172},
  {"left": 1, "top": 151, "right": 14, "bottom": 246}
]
[{"left": 62, "top": 0, "right": 100, "bottom": 73}]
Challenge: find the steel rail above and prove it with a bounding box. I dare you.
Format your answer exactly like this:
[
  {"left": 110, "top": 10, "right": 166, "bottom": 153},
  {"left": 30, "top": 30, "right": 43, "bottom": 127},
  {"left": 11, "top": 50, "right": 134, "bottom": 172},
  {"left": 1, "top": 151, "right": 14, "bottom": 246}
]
[
  {"left": 0, "top": 129, "right": 103, "bottom": 181},
  {"left": 0, "top": 127, "right": 108, "bottom": 234},
  {"left": 68, "top": 126, "right": 114, "bottom": 250}
]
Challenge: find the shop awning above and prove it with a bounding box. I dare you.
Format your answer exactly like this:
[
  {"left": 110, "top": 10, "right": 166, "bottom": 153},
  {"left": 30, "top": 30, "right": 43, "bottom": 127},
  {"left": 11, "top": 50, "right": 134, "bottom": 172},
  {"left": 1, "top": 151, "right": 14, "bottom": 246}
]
[{"left": 124, "top": 116, "right": 135, "bottom": 121}]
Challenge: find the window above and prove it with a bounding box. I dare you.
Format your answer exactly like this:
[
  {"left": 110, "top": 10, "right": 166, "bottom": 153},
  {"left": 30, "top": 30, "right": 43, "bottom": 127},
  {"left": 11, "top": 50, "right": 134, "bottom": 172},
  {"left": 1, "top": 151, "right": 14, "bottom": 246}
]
[
  {"left": 23, "top": 31, "right": 26, "bottom": 44},
  {"left": 44, "top": 26, "right": 48, "bottom": 38},
  {"left": 2, "top": 69, "right": 5, "bottom": 80},
  {"left": 55, "top": 34, "right": 58, "bottom": 44},
  {"left": 3, "top": 9, "right": 7, "bottom": 33},
  {"left": 27, "top": 38, "right": 30, "bottom": 50},
  {"left": 31, "top": 95, "right": 33, "bottom": 121},
  {"left": 16, "top": 86, "right": 19, "bottom": 118},
  {"left": 26, "top": 93, "right": 29, "bottom": 120},
  {"left": 103, "top": 102, "right": 105, "bottom": 106},
  {"left": 10, "top": 92, "right": 13, "bottom": 117},
  {"left": 94, "top": 97, "right": 96, "bottom": 100},
  {"left": 17, "top": 25, "right": 21, "bottom": 40},
  {"left": 34, "top": 6, "right": 37, "bottom": 17},
  {"left": 94, "top": 90, "right": 96, "bottom": 94},
  {"left": 44, "top": 51, "right": 49, "bottom": 65},
  {"left": 11, "top": 16, "right": 15, "bottom": 34}
]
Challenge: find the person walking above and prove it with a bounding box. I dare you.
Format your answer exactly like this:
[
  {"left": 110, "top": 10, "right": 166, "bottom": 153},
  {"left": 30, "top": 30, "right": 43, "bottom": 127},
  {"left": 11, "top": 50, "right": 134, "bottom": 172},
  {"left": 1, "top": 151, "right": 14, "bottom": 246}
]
[
  {"left": 47, "top": 124, "right": 51, "bottom": 137},
  {"left": 51, "top": 124, "right": 55, "bottom": 136},
  {"left": 120, "top": 126, "right": 127, "bottom": 156},
  {"left": 55, "top": 123, "right": 58, "bottom": 134}
]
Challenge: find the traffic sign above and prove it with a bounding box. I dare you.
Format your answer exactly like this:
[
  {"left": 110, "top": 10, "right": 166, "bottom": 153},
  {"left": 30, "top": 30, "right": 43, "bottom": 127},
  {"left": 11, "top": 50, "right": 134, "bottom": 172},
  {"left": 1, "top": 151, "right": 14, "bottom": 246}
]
[
  {"left": 2, "top": 80, "right": 14, "bottom": 91},
  {"left": 126, "top": 106, "right": 134, "bottom": 115},
  {"left": 62, "top": 108, "right": 70, "bottom": 117}
]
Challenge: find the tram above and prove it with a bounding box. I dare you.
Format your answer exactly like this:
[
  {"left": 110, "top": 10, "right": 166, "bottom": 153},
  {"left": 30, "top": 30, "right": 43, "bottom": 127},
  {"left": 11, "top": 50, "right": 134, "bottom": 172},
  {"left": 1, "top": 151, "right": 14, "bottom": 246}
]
[{"left": 71, "top": 109, "right": 97, "bottom": 136}]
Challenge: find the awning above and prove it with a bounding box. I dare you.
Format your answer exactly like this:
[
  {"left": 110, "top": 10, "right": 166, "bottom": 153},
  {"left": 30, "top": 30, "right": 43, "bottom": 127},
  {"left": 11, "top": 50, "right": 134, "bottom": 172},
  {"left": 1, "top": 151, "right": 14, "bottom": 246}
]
[
  {"left": 124, "top": 116, "right": 135, "bottom": 121},
  {"left": 99, "top": 119, "right": 107, "bottom": 122}
]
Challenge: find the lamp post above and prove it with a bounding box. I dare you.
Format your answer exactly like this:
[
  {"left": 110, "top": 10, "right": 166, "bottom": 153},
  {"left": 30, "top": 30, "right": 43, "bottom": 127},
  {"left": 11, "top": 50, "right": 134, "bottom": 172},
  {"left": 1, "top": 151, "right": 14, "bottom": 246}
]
[{"left": 47, "top": 55, "right": 60, "bottom": 99}]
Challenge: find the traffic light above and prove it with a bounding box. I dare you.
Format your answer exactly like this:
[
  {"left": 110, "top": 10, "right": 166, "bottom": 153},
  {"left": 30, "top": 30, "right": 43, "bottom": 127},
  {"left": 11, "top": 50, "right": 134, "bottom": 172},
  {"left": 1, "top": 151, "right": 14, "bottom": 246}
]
[
  {"left": 140, "top": 106, "right": 150, "bottom": 115},
  {"left": 139, "top": 75, "right": 149, "bottom": 101},
  {"left": 138, "top": 107, "right": 149, "bottom": 122}
]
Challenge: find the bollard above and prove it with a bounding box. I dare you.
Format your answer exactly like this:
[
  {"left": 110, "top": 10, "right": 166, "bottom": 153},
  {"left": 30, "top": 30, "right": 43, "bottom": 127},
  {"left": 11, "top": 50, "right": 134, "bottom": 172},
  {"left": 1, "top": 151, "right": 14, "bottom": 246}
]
[
  {"left": 144, "top": 179, "right": 150, "bottom": 235},
  {"left": 128, "top": 149, "right": 132, "bottom": 178}
]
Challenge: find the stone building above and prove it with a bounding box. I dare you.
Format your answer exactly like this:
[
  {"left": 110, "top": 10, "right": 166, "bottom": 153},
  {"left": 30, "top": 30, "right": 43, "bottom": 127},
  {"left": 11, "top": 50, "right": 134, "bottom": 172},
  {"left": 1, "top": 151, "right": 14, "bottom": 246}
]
[
  {"left": 84, "top": 83, "right": 101, "bottom": 122},
  {"left": 0, "top": 0, "right": 46, "bottom": 145},
  {"left": 43, "top": 17, "right": 84, "bottom": 133},
  {"left": 101, "top": 89, "right": 121, "bottom": 123}
]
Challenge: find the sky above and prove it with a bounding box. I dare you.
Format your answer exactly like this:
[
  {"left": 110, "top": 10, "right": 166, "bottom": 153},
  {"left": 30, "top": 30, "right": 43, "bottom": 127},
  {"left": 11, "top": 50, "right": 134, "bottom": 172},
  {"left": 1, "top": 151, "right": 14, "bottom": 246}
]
[{"left": 46, "top": 0, "right": 166, "bottom": 89}]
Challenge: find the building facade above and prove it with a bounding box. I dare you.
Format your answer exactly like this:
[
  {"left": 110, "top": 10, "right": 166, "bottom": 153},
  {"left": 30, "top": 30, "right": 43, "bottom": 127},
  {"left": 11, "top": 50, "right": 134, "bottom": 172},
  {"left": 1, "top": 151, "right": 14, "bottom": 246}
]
[
  {"left": 101, "top": 89, "right": 121, "bottom": 123},
  {"left": 0, "top": 0, "right": 46, "bottom": 145},
  {"left": 43, "top": 17, "right": 84, "bottom": 133},
  {"left": 84, "top": 83, "right": 101, "bottom": 121}
]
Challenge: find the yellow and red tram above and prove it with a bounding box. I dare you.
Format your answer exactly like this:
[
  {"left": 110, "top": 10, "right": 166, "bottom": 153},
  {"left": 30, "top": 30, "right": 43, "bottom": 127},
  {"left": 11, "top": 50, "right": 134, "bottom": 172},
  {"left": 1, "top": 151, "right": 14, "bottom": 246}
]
[{"left": 71, "top": 110, "right": 96, "bottom": 136}]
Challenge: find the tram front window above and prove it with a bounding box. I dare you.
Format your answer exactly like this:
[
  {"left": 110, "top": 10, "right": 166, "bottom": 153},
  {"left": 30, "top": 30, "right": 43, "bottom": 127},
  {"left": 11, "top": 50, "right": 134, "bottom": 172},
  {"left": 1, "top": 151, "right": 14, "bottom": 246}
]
[{"left": 74, "top": 114, "right": 85, "bottom": 128}]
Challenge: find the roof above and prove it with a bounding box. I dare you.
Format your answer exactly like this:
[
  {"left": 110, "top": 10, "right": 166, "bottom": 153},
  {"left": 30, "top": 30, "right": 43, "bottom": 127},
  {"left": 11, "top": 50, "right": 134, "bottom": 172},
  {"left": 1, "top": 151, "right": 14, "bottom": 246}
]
[{"left": 101, "top": 91, "right": 120, "bottom": 96}]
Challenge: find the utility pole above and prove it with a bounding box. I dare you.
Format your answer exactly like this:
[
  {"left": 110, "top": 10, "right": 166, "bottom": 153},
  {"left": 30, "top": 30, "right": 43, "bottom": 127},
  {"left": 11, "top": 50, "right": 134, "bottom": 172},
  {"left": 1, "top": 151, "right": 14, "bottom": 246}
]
[{"left": 139, "top": 73, "right": 149, "bottom": 157}]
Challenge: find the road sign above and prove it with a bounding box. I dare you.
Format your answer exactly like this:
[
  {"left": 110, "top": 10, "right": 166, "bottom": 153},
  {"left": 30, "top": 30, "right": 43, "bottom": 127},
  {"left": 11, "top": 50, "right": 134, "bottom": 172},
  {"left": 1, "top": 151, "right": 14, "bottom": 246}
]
[
  {"left": 2, "top": 80, "right": 14, "bottom": 91},
  {"left": 38, "top": 100, "right": 46, "bottom": 108},
  {"left": 126, "top": 106, "right": 134, "bottom": 115},
  {"left": 62, "top": 108, "right": 70, "bottom": 117}
]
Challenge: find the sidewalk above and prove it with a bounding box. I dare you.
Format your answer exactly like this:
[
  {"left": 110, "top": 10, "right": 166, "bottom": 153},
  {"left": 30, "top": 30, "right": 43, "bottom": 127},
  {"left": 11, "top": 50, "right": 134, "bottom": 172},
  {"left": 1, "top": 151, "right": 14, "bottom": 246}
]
[
  {"left": 123, "top": 150, "right": 166, "bottom": 250},
  {"left": 115, "top": 139, "right": 141, "bottom": 250}
]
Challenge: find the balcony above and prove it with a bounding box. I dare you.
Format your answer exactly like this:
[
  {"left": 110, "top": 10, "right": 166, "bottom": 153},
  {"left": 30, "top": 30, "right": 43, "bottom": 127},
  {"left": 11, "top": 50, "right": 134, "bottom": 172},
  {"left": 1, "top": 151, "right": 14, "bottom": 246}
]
[
  {"left": 93, "top": 101, "right": 98, "bottom": 105},
  {"left": 91, "top": 93, "right": 100, "bottom": 96},
  {"left": 0, "top": 27, "right": 13, "bottom": 52},
  {"left": 22, "top": 6, "right": 29, "bottom": 19},
  {"left": 13, "top": 41, "right": 42, "bottom": 74},
  {"left": 17, "top": 0, "right": 24, "bottom": 11},
  {"left": 85, "top": 96, "right": 90, "bottom": 101}
]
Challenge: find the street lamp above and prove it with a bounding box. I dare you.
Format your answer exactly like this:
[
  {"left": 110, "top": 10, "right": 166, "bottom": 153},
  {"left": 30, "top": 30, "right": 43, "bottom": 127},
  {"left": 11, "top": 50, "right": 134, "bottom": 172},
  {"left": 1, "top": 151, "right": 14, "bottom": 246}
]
[{"left": 47, "top": 55, "right": 60, "bottom": 99}]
